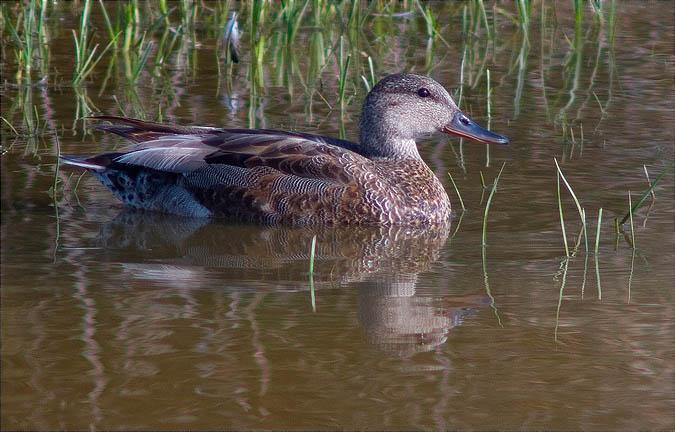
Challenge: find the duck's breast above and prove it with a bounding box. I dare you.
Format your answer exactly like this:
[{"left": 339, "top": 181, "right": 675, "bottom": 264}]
[{"left": 335, "top": 160, "right": 450, "bottom": 225}]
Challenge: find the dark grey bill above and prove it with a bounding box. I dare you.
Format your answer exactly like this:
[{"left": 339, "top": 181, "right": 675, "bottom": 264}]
[{"left": 442, "top": 112, "right": 509, "bottom": 145}]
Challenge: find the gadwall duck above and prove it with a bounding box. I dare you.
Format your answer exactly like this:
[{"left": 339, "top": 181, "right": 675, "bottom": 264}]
[{"left": 62, "top": 73, "right": 508, "bottom": 225}]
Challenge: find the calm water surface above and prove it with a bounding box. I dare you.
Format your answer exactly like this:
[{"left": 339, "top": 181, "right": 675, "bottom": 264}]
[{"left": 2, "top": 2, "right": 674, "bottom": 430}]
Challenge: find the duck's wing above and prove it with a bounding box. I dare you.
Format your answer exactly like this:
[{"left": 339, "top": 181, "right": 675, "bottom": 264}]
[
  {"left": 87, "top": 116, "right": 370, "bottom": 180},
  {"left": 87, "top": 115, "right": 225, "bottom": 142}
]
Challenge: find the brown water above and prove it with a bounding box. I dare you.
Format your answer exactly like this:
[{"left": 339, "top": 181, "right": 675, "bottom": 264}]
[{"left": 2, "top": 2, "right": 674, "bottom": 430}]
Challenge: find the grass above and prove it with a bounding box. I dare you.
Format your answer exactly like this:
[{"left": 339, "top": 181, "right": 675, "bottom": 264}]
[
  {"left": 549, "top": 155, "right": 666, "bottom": 305},
  {"left": 337, "top": 36, "right": 352, "bottom": 111},
  {"left": 360, "top": 55, "right": 376, "bottom": 92},
  {"left": 486, "top": 69, "right": 492, "bottom": 120},
  {"left": 556, "top": 168, "right": 569, "bottom": 256},
  {"left": 552, "top": 157, "right": 667, "bottom": 258},
  {"left": 456, "top": 47, "right": 466, "bottom": 107},
  {"left": 595, "top": 208, "right": 603, "bottom": 256},
  {"left": 47, "top": 132, "right": 60, "bottom": 200},
  {"left": 554, "top": 257, "right": 570, "bottom": 342},
  {"left": 2, "top": 0, "right": 41, "bottom": 80},
  {"left": 1, "top": 116, "right": 20, "bottom": 136},
  {"left": 554, "top": 158, "right": 588, "bottom": 256},
  {"left": 628, "top": 191, "right": 635, "bottom": 248},
  {"left": 1, "top": 0, "right": 619, "bottom": 129},
  {"left": 627, "top": 249, "right": 635, "bottom": 303},
  {"left": 281, "top": 0, "right": 309, "bottom": 45},
  {"left": 124, "top": 33, "right": 153, "bottom": 83},
  {"left": 643, "top": 165, "right": 656, "bottom": 200},
  {"left": 618, "top": 163, "right": 674, "bottom": 226},
  {"left": 416, "top": 0, "right": 450, "bottom": 47},
  {"left": 72, "top": 0, "right": 119, "bottom": 85},
  {"left": 482, "top": 162, "right": 506, "bottom": 247},
  {"left": 477, "top": 160, "right": 506, "bottom": 327},
  {"left": 447, "top": 170, "right": 466, "bottom": 212},
  {"left": 309, "top": 234, "right": 317, "bottom": 312},
  {"left": 485, "top": 68, "right": 492, "bottom": 167},
  {"left": 594, "top": 208, "right": 603, "bottom": 299},
  {"left": 516, "top": 0, "right": 531, "bottom": 31},
  {"left": 0, "top": 1, "right": 617, "bottom": 101}
]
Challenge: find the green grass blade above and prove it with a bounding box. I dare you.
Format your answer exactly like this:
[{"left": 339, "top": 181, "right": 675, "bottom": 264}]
[
  {"left": 2, "top": 7, "right": 24, "bottom": 50},
  {"left": 73, "top": 31, "right": 120, "bottom": 85},
  {"left": 309, "top": 234, "right": 317, "bottom": 312},
  {"left": 482, "top": 162, "right": 506, "bottom": 247},
  {"left": 557, "top": 170, "right": 569, "bottom": 256},
  {"left": 619, "top": 163, "right": 674, "bottom": 225},
  {"left": 554, "top": 157, "right": 587, "bottom": 253},
  {"left": 97, "top": 0, "right": 117, "bottom": 44},
  {"left": 594, "top": 207, "right": 602, "bottom": 300},
  {"left": 554, "top": 257, "right": 570, "bottom": 342},
  {"left": 131, "top": 38, "right": 153, "bottom": 82},
  {"left": 447, "top": 170, "right": 466, "bottom": 212},
  {"left": 628, "top": 191, "right": 635, "bottom": 248},
  {"left": 594, "top": 208, "right": 603, "bottom": 256},
  {"left": 1, "top": 116, "right": 19, "bottom": 136}
]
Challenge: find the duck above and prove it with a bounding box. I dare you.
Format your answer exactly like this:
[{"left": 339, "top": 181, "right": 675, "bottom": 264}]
[{"left": 62, "top": 73, "right": 508, "bottom": 225}]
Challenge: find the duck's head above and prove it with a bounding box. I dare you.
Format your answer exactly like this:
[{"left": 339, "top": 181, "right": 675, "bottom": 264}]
[{"left": 359, "top": 73, "right": 508, "bottom": 159}]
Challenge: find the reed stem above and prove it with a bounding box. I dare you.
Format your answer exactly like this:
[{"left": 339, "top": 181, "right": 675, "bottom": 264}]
[
  {"left": 482, "top": 162, "right": 506, "bottom": 247},
  {"left": 557, "top": 170, "right": 569, "bottom": 256},
  {"left": 447, "top": 170, "right": 466, "bottom": 212},
  {"left": 628, "top": 191, "right": 635, "bottom": 248},
  {"left": 594, "top": 208, "right": 603, "bottom": 256},
  {"left": 309, "top": 234, "right": 317, "bottom": 312}
]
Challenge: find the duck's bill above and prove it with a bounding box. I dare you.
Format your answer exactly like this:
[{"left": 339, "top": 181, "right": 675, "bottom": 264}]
[{"left": 443, "top": 112, "right": 509, "bottom": 145}]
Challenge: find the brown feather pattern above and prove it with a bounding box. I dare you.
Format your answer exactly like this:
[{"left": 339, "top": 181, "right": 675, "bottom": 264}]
[
  {"left": 68, "top": 115, "right": 449, "bottom": 225},
  {"left": 61, "top": 74, "right": 509, "bottom": 225}
]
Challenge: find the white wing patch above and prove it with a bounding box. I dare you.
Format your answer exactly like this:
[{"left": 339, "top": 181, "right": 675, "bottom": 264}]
[
  {"left": 134, "top": 136, "right": 207, "bottom": 149},
  {"left": 60, "top": 158, "right": 105, "bottom": 171},
  {"left": 114, "top": 146, "right": 213, "bottom": 173}
]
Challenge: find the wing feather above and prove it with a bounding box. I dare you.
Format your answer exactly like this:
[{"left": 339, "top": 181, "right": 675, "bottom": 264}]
[
  {"left": 90, "top": 116, "right": 370, "bottom": 183},
  {"left": 87, "top": 116, "right": 221, "bottom": 142},
  {"left": 114, "top": 146, "right": 214, "bottom": 173}
]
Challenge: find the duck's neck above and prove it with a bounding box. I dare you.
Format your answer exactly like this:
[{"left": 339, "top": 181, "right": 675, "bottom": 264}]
[{"left": 359, "top": 124, "right": 422, "bottom": 160}]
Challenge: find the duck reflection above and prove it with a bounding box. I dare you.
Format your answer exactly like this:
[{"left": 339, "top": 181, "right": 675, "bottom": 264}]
[
  {"left": 91, "top": 210, "right": 488, "bottom": 355},
  {"left": 357, "top": 275, "right": 489, "bottom": 356}
]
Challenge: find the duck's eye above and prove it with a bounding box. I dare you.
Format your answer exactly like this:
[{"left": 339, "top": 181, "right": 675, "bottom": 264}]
[
  {"left": 460, "top": 115, "right": 470, "bottom": 125},
  {"left": 417, "top": 88, "right": 431, "bottom": 98}
]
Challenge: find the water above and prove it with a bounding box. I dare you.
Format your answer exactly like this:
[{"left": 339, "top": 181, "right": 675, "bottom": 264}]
[{"left": 1, "top": 2, "right": 674, "bottom": 429}]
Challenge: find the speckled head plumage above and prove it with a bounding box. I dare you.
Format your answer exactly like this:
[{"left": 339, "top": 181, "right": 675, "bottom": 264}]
[{"left": 359, "top": 73, "right": 508, "bottom": 159}]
